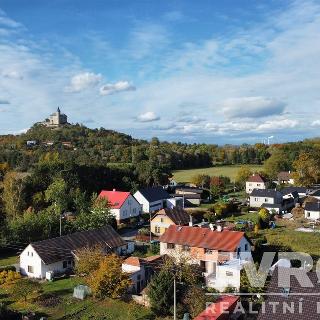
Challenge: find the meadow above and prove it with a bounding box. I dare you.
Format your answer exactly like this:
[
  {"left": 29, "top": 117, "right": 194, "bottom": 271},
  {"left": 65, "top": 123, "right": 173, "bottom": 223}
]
[{"left": 173, "top": 164, "right": 263, "bottom": 183}]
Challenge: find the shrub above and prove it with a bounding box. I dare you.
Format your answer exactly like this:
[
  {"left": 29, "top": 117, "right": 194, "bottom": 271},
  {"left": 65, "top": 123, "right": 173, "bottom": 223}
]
[
  {"left": 0, "top": 266, "right": 16, "bottom": 273},
  {"left": 0, "top": 270, "right": 21, "bottom": 285}
]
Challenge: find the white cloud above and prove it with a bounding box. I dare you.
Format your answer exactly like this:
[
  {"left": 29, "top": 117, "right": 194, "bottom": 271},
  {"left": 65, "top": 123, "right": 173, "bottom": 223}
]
[
  {"left": 311, "top": 120, "right": 320, "bottom": 127},
  {"left": 0, "top": 15, "right": 23, "bottom": 29},
  {"left": 137, "top": 111, "right": 160, "bottom": 122},
  {"left": 99, "top": 81, "right": 135, "bottom": 96},
  {"left": 1, "top": 70, "right": 23, "bottom": 79},
  {"left": 65, "top": 72, "right": 102, "bottom": 93},
  {"left": 221, "top": 96, "right": 286, "bottom": 118}
]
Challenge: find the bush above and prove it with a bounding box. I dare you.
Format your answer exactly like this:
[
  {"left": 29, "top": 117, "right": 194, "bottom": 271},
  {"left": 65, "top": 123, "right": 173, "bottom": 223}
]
[
  {"left": 0, "top": 270, "right": 21, "bottom": 285},
  {"left": 0, "top": 266, "right": 16, "bottom": 273}
]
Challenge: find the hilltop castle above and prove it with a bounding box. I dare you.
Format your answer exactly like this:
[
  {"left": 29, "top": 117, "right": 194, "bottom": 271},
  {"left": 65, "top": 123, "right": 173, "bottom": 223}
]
[{"left": 41, "top": 107, "right": 68, "bottom": 128}]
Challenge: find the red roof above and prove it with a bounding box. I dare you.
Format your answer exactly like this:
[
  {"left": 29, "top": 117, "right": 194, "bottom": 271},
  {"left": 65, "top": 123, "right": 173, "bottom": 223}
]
[
  {"left": 159, "top": 225, "right": 245, "bottom": 252},
  {"left": 194, "top": 295, "right": 240, "bottom": 320},
  {"left": 247, "top": 173, "right": 266, "bottom": 183},
  {"left": 99, "top": 190, "right": 130, "bottom": 209}
]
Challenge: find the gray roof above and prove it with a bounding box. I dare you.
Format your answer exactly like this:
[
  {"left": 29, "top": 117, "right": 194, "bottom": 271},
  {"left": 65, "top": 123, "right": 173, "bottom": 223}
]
[
  {"left": 282, "top": 186, "right": 307, "bottom": 195},
  {"left": 31, "top": 226, "right": 125, "bottom": 265},
  {"left": 138, "top": 186, "right": 170, "bottom": 202},
  {"left": 305, "top": 202, "right": 320, "bottom": 212},
  {"left": 175, "top": 187, "right": 203, "bottom": 194},
  {"left": 309, "top": 189, "right": 320, "bottom": 197},
  {"left": 250, "top": 189, "right": 282, "bottom": 198},
  {"left": 257, "top": 267, "right": 320, "bottom": 320}
]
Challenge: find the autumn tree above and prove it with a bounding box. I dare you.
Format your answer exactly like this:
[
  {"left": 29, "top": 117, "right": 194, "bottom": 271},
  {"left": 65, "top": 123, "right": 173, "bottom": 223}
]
[
  {"left": 292, "top": 152, "right": 320, "bottom": 186},
  {"left": 87, "top": 254, "right": 131, "bottom": 299},
  {"left": 12, "top": 279, "right": 41, "bottom": 302},
  {"left": 2, "top": 171, "right": 27, "bottom": 218},
  {"left": 75, "top": 245, "right": 104, "bottom": 276},
  {"left": 191, "top": 174, "right": 210, "bottom": 188},
  {"left": 264, "top": 149, "right": 290, "bottom": 179},
  {"left": 235, "top": 166, "right": 252, "bottom": 188}
]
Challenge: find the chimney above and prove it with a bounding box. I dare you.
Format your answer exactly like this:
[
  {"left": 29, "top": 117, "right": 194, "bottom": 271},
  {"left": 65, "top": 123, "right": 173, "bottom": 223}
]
[
  {"left": 189, "top": 215, "right": 193, "bottom": 227},
  {"left": 113, "top": 188, "right": 116, "bottom": 192},
  {"left": 217, "top": 225, "right": 223, "bottom": 232},
  {"left": 209, "top": 223, "right": 214, "bottom": 231}
]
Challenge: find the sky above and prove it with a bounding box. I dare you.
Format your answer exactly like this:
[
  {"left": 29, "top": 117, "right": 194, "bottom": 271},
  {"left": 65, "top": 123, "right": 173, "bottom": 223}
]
[{"left": 0, "top": 0, "right": 320, "bottom": 144}]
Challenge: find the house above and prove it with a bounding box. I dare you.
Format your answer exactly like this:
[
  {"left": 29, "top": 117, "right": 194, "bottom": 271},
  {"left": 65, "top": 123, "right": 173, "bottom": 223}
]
[
  {"left": 282, "top": 186, "right": 308, "bottom": 198},
  {"left": 122, "top": 255, "right": 164, "bottom": 294},
  {"left": 304, "top": 202, "right": 320, "bottom": 220},
  {"left": 99, "top": 189, "right": 142, "bottom": 223},
  {"left": 134, "top": 187, "right": 170, "bottom": 213},
  {"left": 257, "top": 267, "right": 320, "bottom": 320},
  {"left": 308, "top": 189, "right": 320, "bottom": 200},
  {"left": 277, "top": 171, "right": 294, "bottom": 184},
  {"left": 246, "top": 174, "right": 267, "bottom": 194},
  {"left": 159, "top": 225, "right": 252, "bottom": 291},
  {"left": 194, "top": 295, "right": 240, "bottom": 320},
  {"left": 174, "top": 187, "right": 204, "bottom": 206},
  {"left": 150, "top": 208, "right": 190, "bottom": 236},
  {"left": 20, "top": 226, "right": 132, "bottom": 279},
  {"left": 249, "top": 189, "right": 283, "bottom": 209}
]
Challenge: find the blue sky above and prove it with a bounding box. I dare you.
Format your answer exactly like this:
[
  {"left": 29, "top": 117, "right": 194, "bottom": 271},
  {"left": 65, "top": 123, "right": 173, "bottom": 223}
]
[{"left": 0, "top": 0, "right": 320, "bottom": 144}]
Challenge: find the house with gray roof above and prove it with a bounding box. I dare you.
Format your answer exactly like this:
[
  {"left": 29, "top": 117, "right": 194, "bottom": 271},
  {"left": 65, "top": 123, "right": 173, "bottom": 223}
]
[
  {"left": 20, "top": 226, "right": 131, "bottom": 279},
  {"left": 250, "top": 189, "right": 294, "bottom": 213},
  {"left": 134, "top": 186, "right": 170, "bottom": 213},
  {"left": 304, "top": 202, "right": 320, "bottom": 220}
]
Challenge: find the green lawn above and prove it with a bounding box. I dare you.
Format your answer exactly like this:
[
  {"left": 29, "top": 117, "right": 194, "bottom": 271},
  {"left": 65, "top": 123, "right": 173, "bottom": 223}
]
[
  {"left": 0, "top": 277, "right": 153, "bottom": 320},
  {"left": 173, "top": 164, "right": 263, "bottom": 183},
  {"left": 0, "top": 252, "right": 19, "bottom": 267}
]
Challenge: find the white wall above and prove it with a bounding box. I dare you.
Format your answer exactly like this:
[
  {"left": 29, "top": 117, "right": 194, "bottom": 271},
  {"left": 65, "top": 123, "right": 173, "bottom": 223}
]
[
  {"left": 112, "top": 195, "right": 142, "bottom": 222},
  {"left": 20, "top": 245, "right": 43, "bottom": 278},
  {"left": 305, "top": 210, "right": 320, "bottom": 220},
  {"left": 133, "top": 191, "right": 165, "bottom": 213},
  {"left": 246, "top": 182, "right": 266, "bottom": 194}
]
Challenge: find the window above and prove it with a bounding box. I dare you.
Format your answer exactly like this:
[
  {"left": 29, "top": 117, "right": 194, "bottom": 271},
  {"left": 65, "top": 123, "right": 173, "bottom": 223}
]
[
  {"left": 182, "top": 245, "right": 190, "bottom": 252},
  {"left": 245, "top": 244, "right": 249, "bottom": 251},
  {"left": 265, "top": 198, "right": 268, "bottom": 202},
  {"left": 27, "top": 265, "right": 34, "bottom": 273},
  {"left": 133, "top": 208, "right": 136, "bottom": 213},
  {"left": 226, "top": 271, "right": 233, "bottom": 277},
  {"left": 63, "top": 261, "right": 68, "bottom": 268},
  {"left": 167, "top": 243, "right": 175, "bottom": 249},
  {"left": 160, "top": 218, "right": 164, "bottom": 222},
  {"left": 155, "top": 226, "right": 161, "bottom": 233},
  {"left": 31, "top": 252, "right": 33, "bottom": 256},
  {"left": 307, "top": 212, "right": 310, "bottom": 217},
  {"left": 205, "top": 248, "right": 215, "bottom": 254}
]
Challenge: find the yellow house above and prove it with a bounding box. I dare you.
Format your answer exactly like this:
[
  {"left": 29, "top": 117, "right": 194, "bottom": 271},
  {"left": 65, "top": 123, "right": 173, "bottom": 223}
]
[{"left": 150, "top": 208, "right": 190, "bottom": 236}]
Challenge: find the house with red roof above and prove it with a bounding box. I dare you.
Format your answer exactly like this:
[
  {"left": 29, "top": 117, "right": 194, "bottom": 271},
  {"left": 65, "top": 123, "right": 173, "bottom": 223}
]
[
  {"left": 99, "top": 189, "right": 142, "bottom": 223},
  {"left": 159, "top": 225, "right": 252, "bottom": 291},
  {"left": 194, "top": 295, "right": 240, "bottom": 320},
  {"left": 246, "top": 173, "right": 268, "bottom": 194}
]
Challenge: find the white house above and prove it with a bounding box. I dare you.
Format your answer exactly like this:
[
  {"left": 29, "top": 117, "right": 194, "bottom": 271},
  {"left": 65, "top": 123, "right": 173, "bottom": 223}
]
[
  {"left": 159, "top": 225, "right": 252, "bottom": 291},
  {"left": 304, "top": 202, "right": 320, "bottom": 220},
  {"left": 99, "top": 189, "right": 142, "bottom": 223},
  {"left": 20, "top": 226, "right": 132, "bottom": 279},
  {"left": 246, "top": 174, "right": 268, "bottom": 194},
  {"left": 121, "top": 255, "right": 163, "bottom": 294},
  {"left": 277, "top": 171, "right": 294, "bottom": 185},
  {"left": 134, "top": 186, "right": 170, "bottom": 213}
]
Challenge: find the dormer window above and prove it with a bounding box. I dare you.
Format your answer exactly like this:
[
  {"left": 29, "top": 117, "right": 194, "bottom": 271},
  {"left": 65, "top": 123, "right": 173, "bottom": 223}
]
[{"left": 281, "top": 287, "right": 290, "bottom": 297}]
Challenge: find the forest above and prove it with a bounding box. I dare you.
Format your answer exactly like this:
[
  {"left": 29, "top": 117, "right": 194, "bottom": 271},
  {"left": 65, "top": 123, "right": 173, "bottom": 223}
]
[{"left": 1, "top": 123, "right": 320, "bottom": 245}]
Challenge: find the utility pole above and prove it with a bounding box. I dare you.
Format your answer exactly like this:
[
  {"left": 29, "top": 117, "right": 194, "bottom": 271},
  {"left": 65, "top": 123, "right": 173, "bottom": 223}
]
[{"left": 173, "top": 275, "right": 176, "bottom": 320}]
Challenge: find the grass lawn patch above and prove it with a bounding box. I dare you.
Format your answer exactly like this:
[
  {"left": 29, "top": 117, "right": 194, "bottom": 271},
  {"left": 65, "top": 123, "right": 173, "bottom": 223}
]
[
  {"left": 173, "top": 164, "right": 263, "bottom": 183},
  {"left": 0, "top": 251, "right": 19, "bottom": 267}
]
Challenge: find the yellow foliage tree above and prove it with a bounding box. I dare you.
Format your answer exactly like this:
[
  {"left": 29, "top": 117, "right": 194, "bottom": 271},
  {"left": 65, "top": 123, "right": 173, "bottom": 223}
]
[
  {"left": 74, "top": 245, "right": 104, "bottom": 276},
  {"left": 87, "top": 254, "right": 131, "bottom": 299}
]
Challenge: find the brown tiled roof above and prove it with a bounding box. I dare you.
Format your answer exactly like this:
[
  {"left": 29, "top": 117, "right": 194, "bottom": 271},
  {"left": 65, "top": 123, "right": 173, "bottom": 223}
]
[
  {"left": 247, "top": 174, "right": 266, "bottom": 183},
  {"left": 159, "top": 225, "right": 246, "bottom": 252},
  {"left": 123, "top": 256, "right": 145, "bottom": 267},
  {"left": 31, "top": 226, "right": 126, "bottom": 265},
  {"left": 278, "top": 171, "right": 291, "bottom": 181},
  {"left": 257, "top": 267, "right": 320, "bottom": 320},
  {"left": 153, "top": 208, "right": 190, "bottom": 225}
]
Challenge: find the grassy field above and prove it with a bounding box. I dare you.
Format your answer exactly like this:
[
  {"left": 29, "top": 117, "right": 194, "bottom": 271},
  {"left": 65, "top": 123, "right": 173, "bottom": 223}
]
[
  {"left": 0, "top": 277, "right": 153, "bottom": 319},
  {"left": 173, "top": 164, "right": 263, "bottom": 183},
  {"left": 0, "top": 252, "right": 19, "bottom": 267}
]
